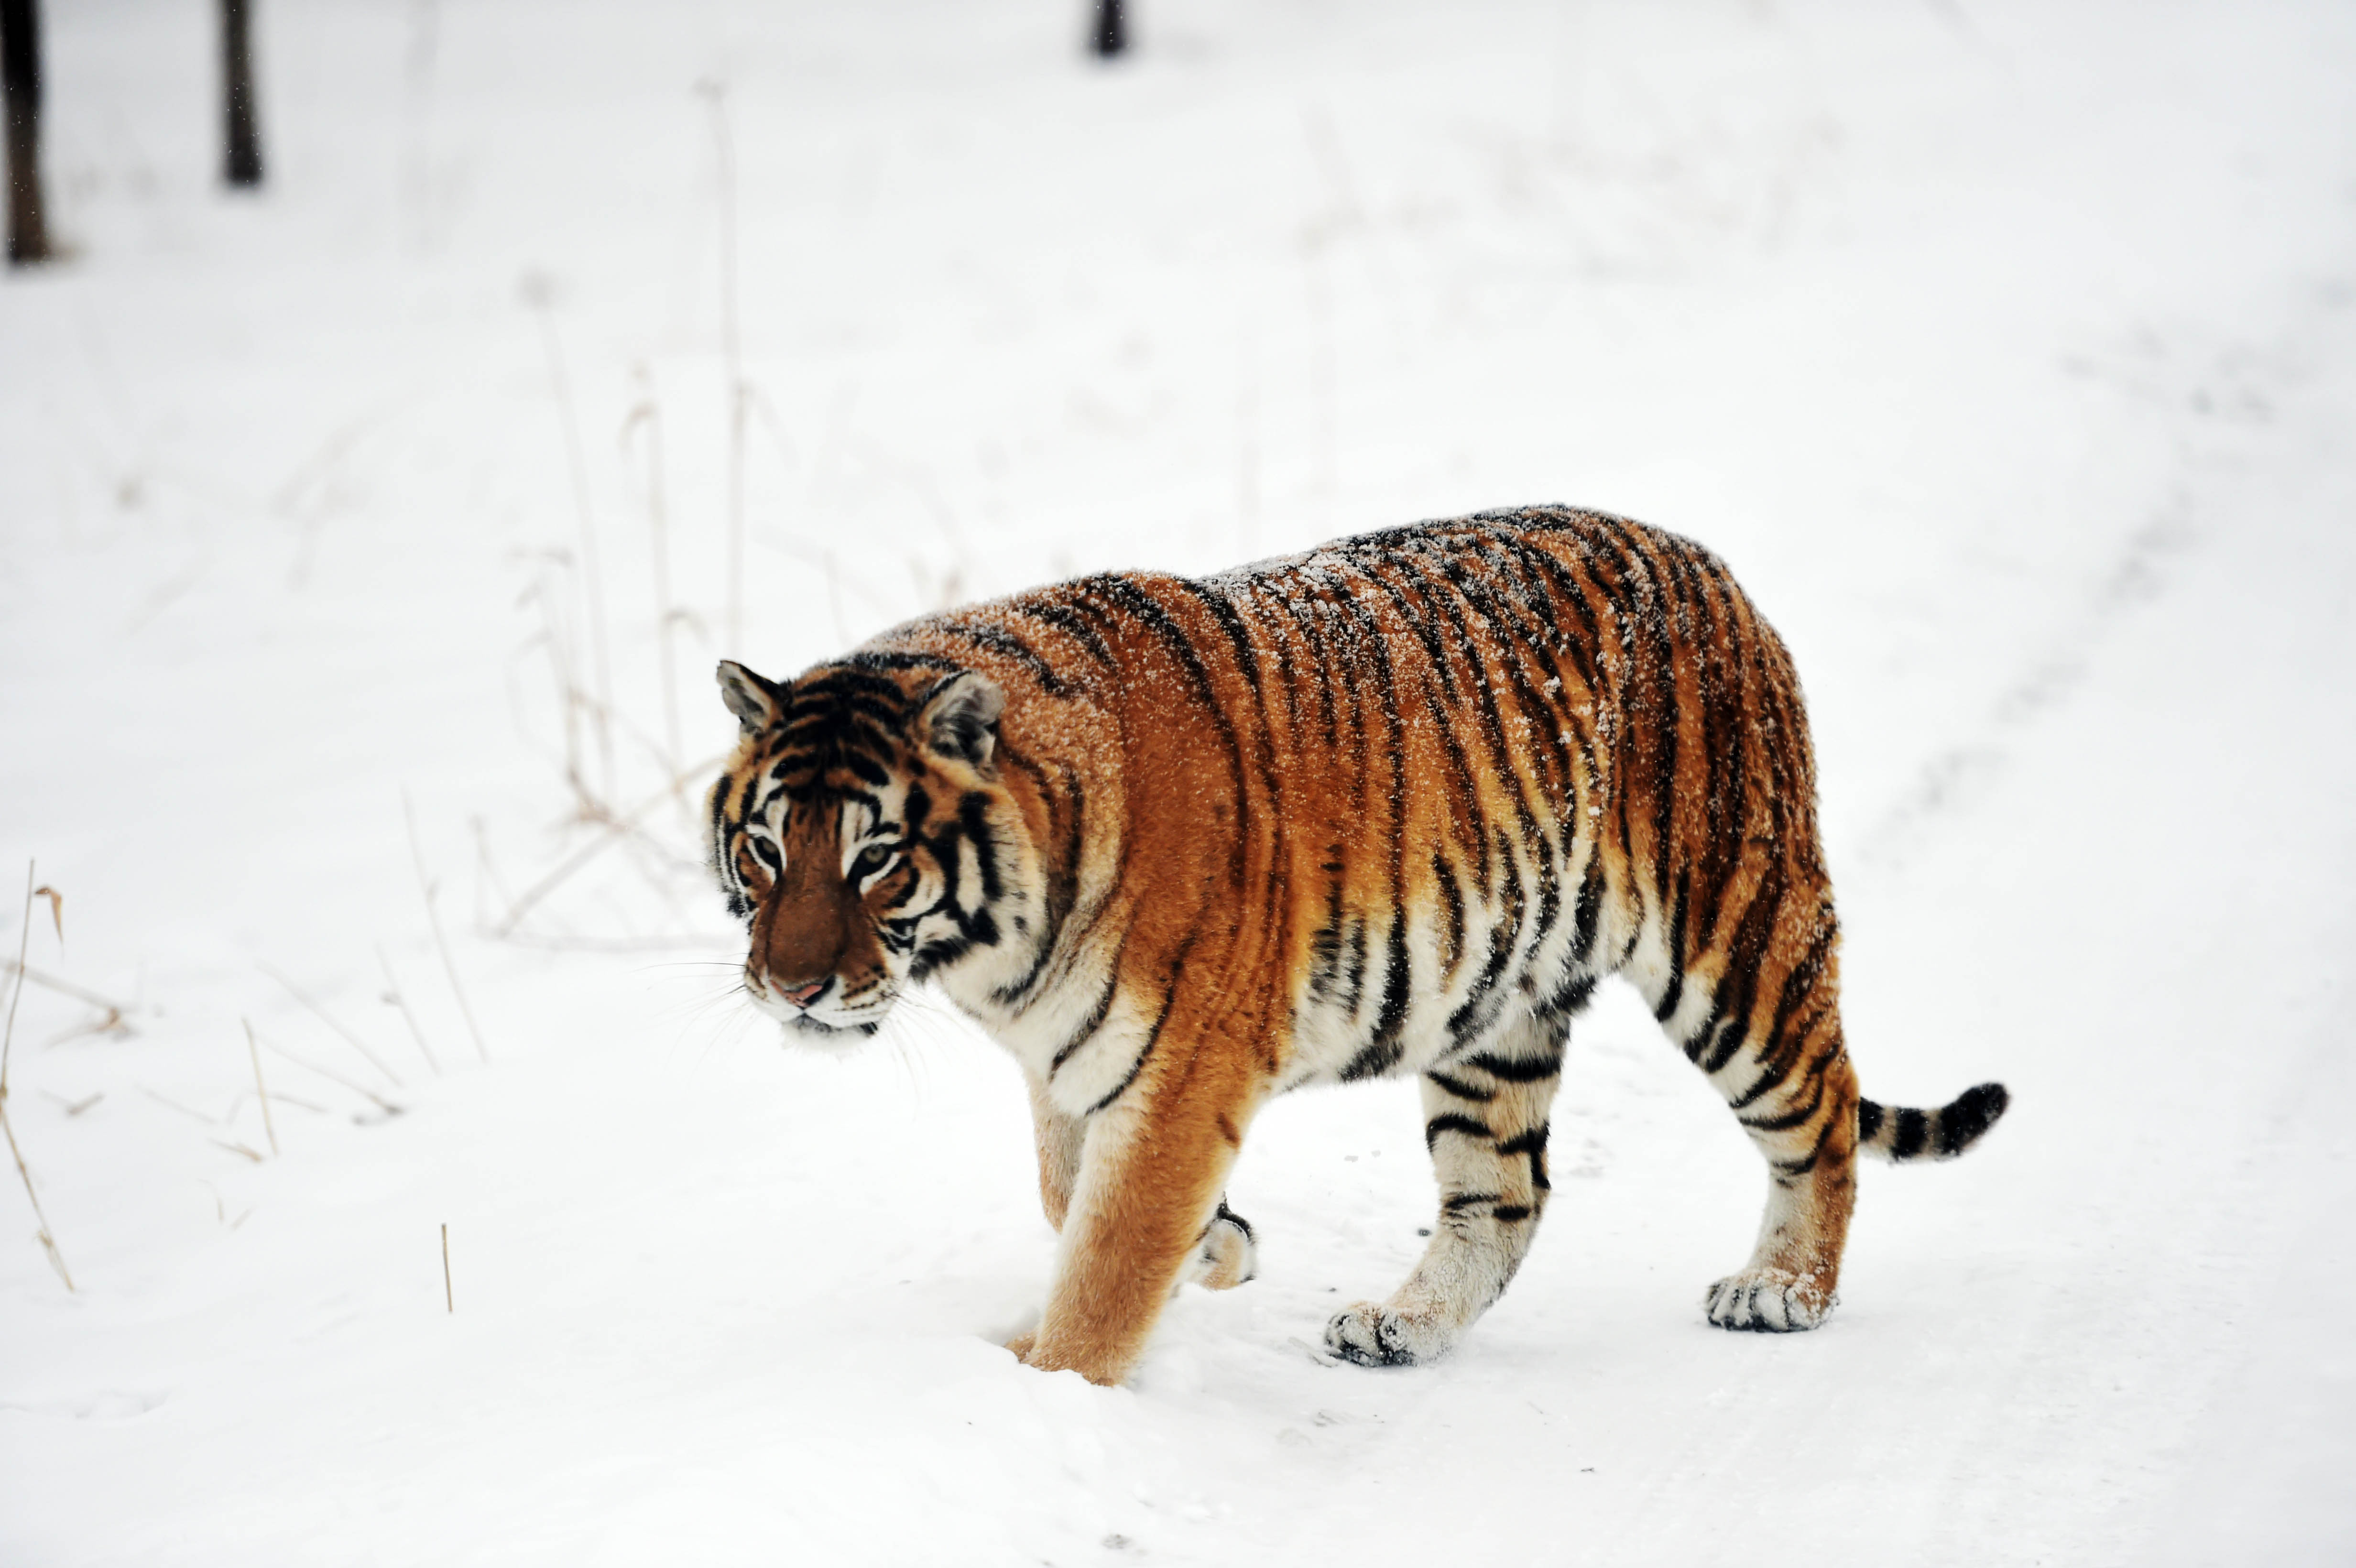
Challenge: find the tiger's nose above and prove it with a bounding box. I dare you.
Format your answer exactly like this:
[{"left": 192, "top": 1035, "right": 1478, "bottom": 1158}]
[{"left": 776, "top": 978, "right": 828, "bottom": 1009}]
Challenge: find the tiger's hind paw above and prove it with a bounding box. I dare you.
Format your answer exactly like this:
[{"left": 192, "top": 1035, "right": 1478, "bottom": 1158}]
[
  {"left": 1702, "top": 1268, "right": 1835, "bottom": 1332},
  {"left": 1323, "top": 1303, "right": 1452, "bottom": 1367},
  {"left": 1183, "top": 1203, "right": 1258, "bottom": 1292}
]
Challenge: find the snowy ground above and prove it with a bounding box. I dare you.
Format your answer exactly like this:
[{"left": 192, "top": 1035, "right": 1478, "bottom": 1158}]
[{"left": 4, "top": 1, "right": 2355, "bottom": 1562}]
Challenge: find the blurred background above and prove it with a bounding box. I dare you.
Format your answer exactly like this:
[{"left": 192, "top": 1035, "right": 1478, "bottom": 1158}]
[{"left": 2, "top": 3, "right": 2352, "bottom": 1564}]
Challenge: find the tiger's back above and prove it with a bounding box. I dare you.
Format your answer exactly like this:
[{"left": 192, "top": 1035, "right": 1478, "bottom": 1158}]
[{"left": 904, "top": 508, "right": 1829, "bottom": 1099}]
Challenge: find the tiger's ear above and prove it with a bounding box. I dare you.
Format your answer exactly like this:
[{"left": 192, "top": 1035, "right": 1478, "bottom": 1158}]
[
  {"left": 717, "top": 661, "right": 786, "bottom": 735},
  {"left": 919, "top": 671, "right": 1004, "bottom": 771}
]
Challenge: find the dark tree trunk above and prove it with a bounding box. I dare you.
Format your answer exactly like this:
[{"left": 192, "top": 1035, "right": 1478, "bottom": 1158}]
[
  {"left": 220, "top": 0, "right": 263, "bottom": 187},
  {"left": 2, "top": 0, "right": 50, "bottom": 264},
  {"left": 1090, "top": 0, "right": 1126, "bottom": 59}
]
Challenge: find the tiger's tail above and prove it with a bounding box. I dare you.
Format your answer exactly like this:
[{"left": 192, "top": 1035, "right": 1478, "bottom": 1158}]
[{"left": 1857, "top": 1082, "right": 2010, "bottom": 1163}]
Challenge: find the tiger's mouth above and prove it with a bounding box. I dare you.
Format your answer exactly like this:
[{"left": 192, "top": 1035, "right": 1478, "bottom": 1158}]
[
  {"left": 745, "top": 969, "right": 895, "bottom": 1043},
  {"left": 780, "top": 1012, "right": 884, "bottom": 1043}
]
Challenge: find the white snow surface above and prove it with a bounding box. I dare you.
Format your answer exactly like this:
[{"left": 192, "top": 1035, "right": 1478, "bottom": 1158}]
[{"left": 5, "top": 1, "right": 2355, "bottom": 1562}]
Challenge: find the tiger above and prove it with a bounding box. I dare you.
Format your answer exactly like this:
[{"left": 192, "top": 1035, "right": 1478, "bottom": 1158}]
[{"left": 706, "top": 505, "right": 2008, "bottom": 1386}]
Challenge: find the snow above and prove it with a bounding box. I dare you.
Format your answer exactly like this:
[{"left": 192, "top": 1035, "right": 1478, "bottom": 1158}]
[{"left": 4, "top": 0, "right": 2355, "bottom": 1562}]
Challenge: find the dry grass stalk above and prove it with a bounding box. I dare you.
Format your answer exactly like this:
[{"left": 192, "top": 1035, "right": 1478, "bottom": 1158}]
[
  {"left": 376, "top": 944, "right": 442, "bottom": 1078},
  {"left": 210, "top": 1138, "right": 265, "bottom": 1164},
  {"left": 201, "top": 1182, "right": 256, "bottom": 1230},
  {"left": 254, "top": 1033, "right": 402, "bottom": 1118},
  {"left": 44, "top": 1090, "right": 101, "bottom": 1117},
  {"left": 243, "top": 1018, "right": 279, "bottom": 1156},
  {"left": 527, "top": 552, "right": 600, "bottom": 817},
  {"left": 497, "top": 931, "right": 737, "bottom": 955},
  {"left": 524, "top": 272, "right": 619, "bottom": 805},
  {"left": 1, "top": 960, "right": 128, "bottom": 1036},
  {"left": 523, "top": 571, "right": 578, "bottom": 795},
  {"left": 472, "top": 816, "right": 520, "bottom": 931},
  {"left": 259, "top": 961, "right": 404, "bottom": 1088},
  {"left": 441, "top": 1222, "right": 453, "bottom": 1313},
  {"left": 622, "top": 366, "right": 685, "bottom": 783},
  {"left": 2, "top": 861, "right": 74, "bottom": 1290},
  {"left": 405, "top": 793, "right": 491, "bottom": 1064},
  {"left": 141, "top": 1087, "right": 219, "bottom": 1124},
  {"left": 699, "top": 79, "right": 749, "bottom": 659},
  {"left": 239, "top": 1088, "right": 327, "bottom": 1117},
  {"left": 43, "top": 1013, "right": 125, "bottom": 1048},
  {"left": 492, "top": 752, "right": 724, "bottom": 939}
]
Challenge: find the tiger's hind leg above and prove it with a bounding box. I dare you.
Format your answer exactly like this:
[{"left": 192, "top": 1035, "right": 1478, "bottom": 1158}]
[
  {"left": 1324, "top": 1012, "right": 1566, "bottom": 1367},
  {"left": 1668, "top": 910, "right": 1863, "bottom": 1332}
]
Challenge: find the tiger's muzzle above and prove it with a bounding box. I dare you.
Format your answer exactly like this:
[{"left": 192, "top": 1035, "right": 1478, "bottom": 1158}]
[{"left": 745, "top": 866, "right": 895, "bottom": 1040}]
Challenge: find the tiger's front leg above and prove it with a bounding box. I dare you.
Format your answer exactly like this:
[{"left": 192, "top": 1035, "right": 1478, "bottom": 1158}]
[
  {"left": 1017, "top": 1045, "right": 1259, "bottom": 1386},
  {"left": 1025, "top": 1072, "right": 1085, "bottom": 1231},
  {"left": 1008, "top": 1069, "right": 1255, "bottom": 1366},
  {"left": 1326, "top": 1014, "right": 1567, "bottom": 1367}
]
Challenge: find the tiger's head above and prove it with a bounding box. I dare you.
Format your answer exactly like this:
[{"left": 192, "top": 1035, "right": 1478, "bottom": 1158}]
[{"left": 708, "top": 654, "right": 1024, "bottom": 1043}]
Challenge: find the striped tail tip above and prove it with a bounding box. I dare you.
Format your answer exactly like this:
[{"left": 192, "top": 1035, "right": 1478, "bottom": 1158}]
[{"left": 1857, "top": 1081, "right": 2009, "bottom": 1164}]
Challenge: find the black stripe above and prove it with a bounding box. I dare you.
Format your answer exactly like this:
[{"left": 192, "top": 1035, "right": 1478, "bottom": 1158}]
[
  {"left": 1773, "top": 1114, "right": 1839, "bottom": 1176},
  {"left": 1456, "top": 1049, "right": 1560, "bottom": 1084},
  {"left": 1890, "top": 1107, "right": 1930, "bottom": 1160},
  {"left": 1425, "top": 1113, "right": 1491, "bottom": 1151},
  {"left": 1652, "top": 871, "right": 1691, "bottom": 1023},
  {"left": 1091, "top": 576, "right": 1254, "bottom": 886},
  {"left": 1011, "top": 598, "right": 1118, "bottom": 667},
  {"left": 1738, "top": 1052, "right": 1832, "bottom": 1132},
  {"left": 1442, "top": 834, "right": 1526, "bottom": 1049},
  {"left": 1571, "top": 854, "right": 1604, "bottom": 968},
  {"left": 1494, "top": 1125, "right": 1549, "bottom": 1159},
  {"left": 933, "top": 621, "right": 1067, "bottom": 695},
  {"left": 1534, "top": 971, "right": 1594, "bottom": 1026},
  {"left": 1086, "top": 941, "right": 1193, "bottom": 1115},
  {"left": 1423, "top": 1069, "right": 1495, "bottom": 1104},
  {"left": 1339, "top": 918, "right": 1413, "bottom": 1081},
  {"left": 1049, "top": 964, "right": 1121, "bottom": 1075},
  {"left": 1935, "top": 1082, "right": 2008, "bottom": 1154},
  {"left": 1432, "top": 853, "right": 1466, "bottom": 979},
  {"left": 958, "top": 792, "right": 1003, "bottom": 903}
]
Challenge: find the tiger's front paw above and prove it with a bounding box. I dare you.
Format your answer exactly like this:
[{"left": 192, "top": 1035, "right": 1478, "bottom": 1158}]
[
  {"left": 1323, "top": 1302, "right": 1451, "bottom": 1367},
  {"left": 1003, "top": 1329, "right": 1037, "bottom": 1361},
  {"left": 1183, "top": 1204, "right": 1258, "bottom": 1292},
  {"left": 1702, "top": 1268, "right": 1835, "bottom": 1332}
]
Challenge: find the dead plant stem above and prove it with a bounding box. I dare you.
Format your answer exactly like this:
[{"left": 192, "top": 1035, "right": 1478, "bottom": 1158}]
[
  {"left": 255, "top": 1034, "right": 402, "bottom": 1117},
  {"left": 406, "top": 792, "right": 491, "bottom": 1064},
  {"left": 243, "top": 1019, "right": 279, "bottom": 1155},
  {"left": 2, "top": 861, "right": 73, "bottom": 1290},
  {"left": 702, "top": 80, "right": 749, "bottom": 658},
  {"left": 492, "top": 753, "right": 724, "bottom": 938},
  {"left": 529, "top": 285, "right": 618, "bottom": 804},
  {"left": 623, "top": 370, "right": 684, "bottom": 780},
  {"left": 259, "top": 961, "right": 404, "bottom": 1088},
  {"left": 376, "top": 944, "right": 442, "bottom": 1078},
  {"left": 0, "top": 960, "right": 126, "bottom": 1029}
]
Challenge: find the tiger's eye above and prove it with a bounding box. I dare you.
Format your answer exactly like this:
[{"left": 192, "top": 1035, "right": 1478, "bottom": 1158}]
[{"left": 851, "top": 844, "right": 895, "bottom": 882}]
